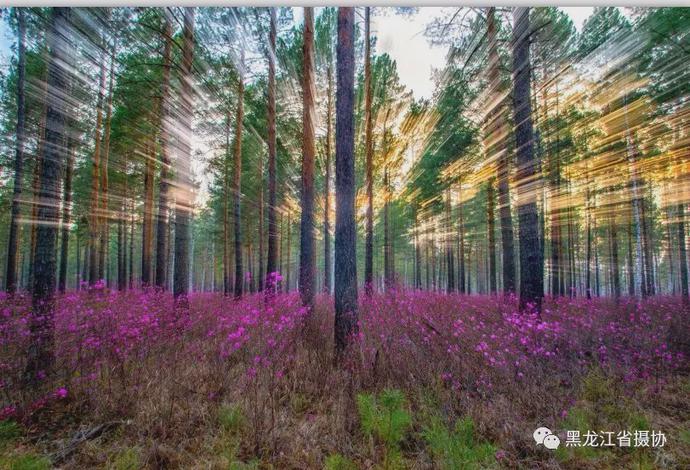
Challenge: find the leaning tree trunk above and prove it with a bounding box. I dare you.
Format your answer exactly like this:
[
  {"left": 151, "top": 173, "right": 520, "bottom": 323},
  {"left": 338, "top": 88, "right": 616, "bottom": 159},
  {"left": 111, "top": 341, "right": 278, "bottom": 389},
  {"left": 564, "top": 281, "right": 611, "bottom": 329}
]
[
  {"left": 6, "top": 8, "right": 26, "bottom": 294},
  {"left": 299, "top": 7, "right": 316, "bottom": 308},
  {"left": 363, "top": 6, "right": 374, "bottom": 296},
  {"left": 334, "top": 7, "right": 358, "bottom": 355},
  {"left": 25, "top": 7, "right": 71, "bottom": 384},
  {"left": 155, "top": 16, "right": 173, "bottom": 289},
  {"left": 512, "top": 7, "right": 543, "bottom": 313},
  {"left": 173, "top": 7, "right": 195, "bottom": 309}
]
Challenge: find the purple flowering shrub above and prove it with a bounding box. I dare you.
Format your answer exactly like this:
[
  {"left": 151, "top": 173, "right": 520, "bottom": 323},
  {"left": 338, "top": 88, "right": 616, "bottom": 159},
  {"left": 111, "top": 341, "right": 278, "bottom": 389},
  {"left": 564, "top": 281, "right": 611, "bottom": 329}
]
[{"left": 0, "top": 287, "right": 688, "bottom": 467}]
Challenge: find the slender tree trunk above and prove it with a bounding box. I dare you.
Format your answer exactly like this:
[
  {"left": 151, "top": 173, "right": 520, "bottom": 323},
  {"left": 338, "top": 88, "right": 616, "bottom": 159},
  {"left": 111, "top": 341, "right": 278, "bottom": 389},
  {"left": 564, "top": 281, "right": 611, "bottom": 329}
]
[
  {"left": 299, "top": 9, "right": 317, "bottom": 309},
  {"left": 627, "top": 214, "right": 635, "bottom": 296},
  {"left": 6, "top": 8, "right": 26, "bottom": 294},
  {"left": 25, "top": 7, "right": 70, "bottom": 383},
  {"left": 323, "top": 62, "right": 333, "bottom": 294},
  {"left": 98, "top": 37, "right": 115, "bottom": 281},
  {"left": 258, "top": 147, "right": 265, "bottom": 292},
  {"left": 364, "top": 6, "right": 374, "bottom": 296},
  {"left": 265, "top": 8, "right": 278, "bottom": 293},
  {"left": 286, "top": 214, "right": 292, "bottom": 292},
  {"left": 610, "top": 213, "right": 621, "bottom": 300},
  {"left": 512, "top": 7, "right": 543, "bottom": 312},
  {"left": 89, "top": 39, "right": 107, "bottom": 286},
  {"left": 678, "top": 203, "right": 689, "bottom": 304},
  {"left": 128, "top": 202, "right": 134, "bottom": 289},
  {"left": 155, "top": 17, "right": 173, "bottom": 289},
  {"left": 58, "top": 139, "right": 76, "bottom": 293},
  {"left": 141, "top": 140, "right": 154, "bottom": 286},
  {"left": 446, "top": 188, "right": 455, "bottom": 292},
  {"left": 233, "top": 50, "right": 245, "bottom": 299},
  {"left": 223, "top": 114, "right": 231, "bottom": 295},
  {"left": 486, "top": 7, "right": 516, "bottom": 296},
  {"left": 487, "top": 179, "right": 497, "bottom": 294},
  {"left": 173, "top": 7, "right": 195, "bottom": 308},
  {"left": 414, "top": 208, "right": 421, "bottom": 289},
  {"left": 585, "top": 200, "right": 592, "bottom": 299},
  {"left": 334, "top": 7, "right": 358, "bottom": 355}
]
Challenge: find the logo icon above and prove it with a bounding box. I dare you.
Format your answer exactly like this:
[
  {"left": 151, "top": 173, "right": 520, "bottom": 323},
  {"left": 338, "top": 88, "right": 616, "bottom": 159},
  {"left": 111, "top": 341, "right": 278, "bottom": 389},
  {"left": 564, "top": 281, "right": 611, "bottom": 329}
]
[{"left": 533, "top": 427, "right": 561, "bottom": 450}]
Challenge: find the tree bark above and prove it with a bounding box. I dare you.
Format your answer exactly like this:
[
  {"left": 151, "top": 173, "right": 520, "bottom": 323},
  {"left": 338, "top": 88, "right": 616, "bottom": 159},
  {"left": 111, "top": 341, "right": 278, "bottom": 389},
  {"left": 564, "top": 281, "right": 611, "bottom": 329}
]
[
  {"left": 58, "top": 138, "right": 76, "bottom": 293},
  {"left": 487, "top": 179, "right": 497, "bottom": 294},
  {"left": 334, "top": 7, "right": 358, "bottom": 355},
  {"left": 299, "top": 7, "right": 317, "bottom": 308},
  {"left": 25, "top": 7, "right": 71, "bottom": 383},
  {"left": 265, "top": 8, "right": 278, "bottom": 294},
  {"left": 155, "top": 16, "right": 173, "bottom": 289},
  {"left": 323, "top": 62, "right": 333, "bottom": 294},
  {"left": 233, "top": 49, "right": 245, "bottom": 299},
  {"left": 173, "top": 7, "right": 195, "bottom": 308},
  {"left": 6, "top": 8, "right": 26, "bottom": 294},
  {"left": 678, "top": 203, "right": 689, "bottom": 304},
  {"left": 89, "top": 36, "right": 107, "bottom": 286},
  {"left": 141, "top": 139, "right": 155, "bottom": 286},
  {"left": 364, "top": 7, "right": 374, "bottom": 296},
  {"left": 98, "top": 36, "right": 115, "bottom": 281},
  {"left": 512, "top": 7, "right": 543, "bottom": 313}
]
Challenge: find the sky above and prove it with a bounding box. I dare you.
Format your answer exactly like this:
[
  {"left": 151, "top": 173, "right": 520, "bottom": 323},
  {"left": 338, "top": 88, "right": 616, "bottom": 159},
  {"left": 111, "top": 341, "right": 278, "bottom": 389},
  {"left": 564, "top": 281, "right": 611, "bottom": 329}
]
[{"left": 374, "top": 7, "right": 595, "bottom": 100}]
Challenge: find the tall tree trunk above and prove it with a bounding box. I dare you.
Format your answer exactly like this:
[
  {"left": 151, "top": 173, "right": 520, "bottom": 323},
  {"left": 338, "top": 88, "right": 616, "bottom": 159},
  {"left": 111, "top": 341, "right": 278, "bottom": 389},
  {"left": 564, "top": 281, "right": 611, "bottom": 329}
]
[
  {"left": 512, "top": 7, "right": 543, "bottom": 312},
  {"left": 223, "top": 114, "right": 231, "bottom": 295},
  {"left": 446, "top": 188, "right": 455, "bottom": 292},
  {"left": 25, "top": 7, "right": 70, "bottom": 383},
  {"left": 286, "top": 213, "right": 292, "bottom": 292},
  {"left": 627, "top": 214, "right": 635, "bottom": 296},
  {"left": 299, "top": 7, "right": 316, "bottom": 308},
  {"left": 173, "top": 7, "right": 195, "bottom": 308},
  {"left": 487, "top": 179, "right": 497, "bottom": 294},
  {"left": 98, "top": 38, "right": 115, "bottom": 281},
  {"left": 334, "top": 7, "right": 358, "bottom": 355},
  {"left": 155, "top": 16, "right": 173, "bottom": 289},
  {"left": 585, "top": 200, "right": 593, "bottom": 299},
  {"left": 141, "top": 139, "right": 154, "bottom": 286},
  {"left": 678, "top": 203, "right": 689, "bottom": 304},
  {"left": 486, "top": 7, "right": 515, "bottom": 296},
  {"left": 58, "top": 138, "right": 76, "bottom": 293},
  {"left": 6, "top": 8, "right": 26, "bottom": 294},
  {"left": 363, "top": 6, "right": 374, "bottom": 296},
  {"left": 265, "top": 8, "right": 278, "bottom": 293},
  {"left": 414, "top": 208, "right": 421, "bottom": 289},
  {"left": 610, "top": 213, "right": 621, "bottom": 300},
  {"left": 89, "top": 38, "right": 107, "bottom": 286},
  {"left": 258, "top": 146, "right": 264, "bottom": 292},
  {"left": 233, "top": 50, "right": 245, "bottom": 299},
  {"left": 323, "top": 62, "right": 333, "bottom": 294},
  {"left": 128, "top": 202, "right": 134, "bottom": 289}
]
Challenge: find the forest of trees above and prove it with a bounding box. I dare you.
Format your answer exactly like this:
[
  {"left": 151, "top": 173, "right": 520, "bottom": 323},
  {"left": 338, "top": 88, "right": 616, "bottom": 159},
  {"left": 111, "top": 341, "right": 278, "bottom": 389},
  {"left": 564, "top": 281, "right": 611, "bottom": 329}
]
[{"left": 1, "top": 6, "right": 690, "bottom": 363}]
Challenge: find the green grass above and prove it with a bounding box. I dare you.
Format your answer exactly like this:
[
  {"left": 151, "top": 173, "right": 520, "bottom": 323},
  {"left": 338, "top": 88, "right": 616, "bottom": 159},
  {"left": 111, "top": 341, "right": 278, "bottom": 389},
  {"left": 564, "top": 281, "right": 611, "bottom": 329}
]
[{"left": 422, "top": 416, "right": 496, "bottom": 470}]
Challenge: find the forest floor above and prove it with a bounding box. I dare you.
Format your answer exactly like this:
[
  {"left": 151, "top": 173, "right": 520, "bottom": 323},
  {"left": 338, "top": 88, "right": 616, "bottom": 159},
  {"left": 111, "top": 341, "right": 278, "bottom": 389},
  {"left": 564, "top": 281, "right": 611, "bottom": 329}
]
[{"left": 1, "top": 290, "right": 689, "bottom": 469}]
